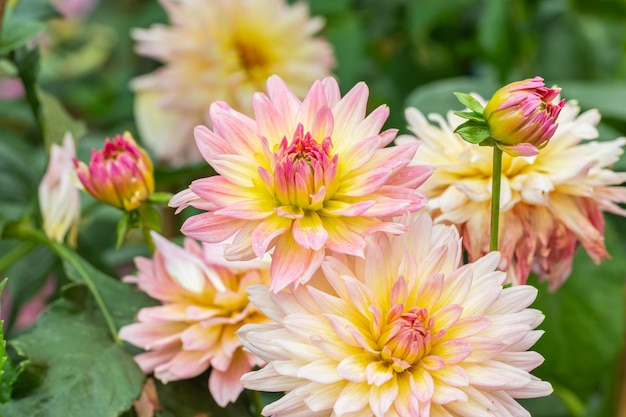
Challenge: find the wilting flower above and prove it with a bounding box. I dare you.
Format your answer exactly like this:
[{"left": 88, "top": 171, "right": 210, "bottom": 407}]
[
  {"left": 39, "top": 132, "right": 80, "bottom": 246},
  {"left": 119, "top": 233, "right": 271, "bottom": 407},
  {"left": 239, "top": 214, "right": 551, "bottom": 416},
  {"left": 74, "top": 132, "right": 154, "bottom": 211},
  {"left": 483, "top": 76, "right": 565, "bottom": 156},
  {"left": 132, "top": 0, "right": 335, "bottom": 166},
  {"left": 399, "top": 100, "right": 626, "bottom": 289},
  {"left": 171, "top": 75, "right": 431, "bottom": 292}
]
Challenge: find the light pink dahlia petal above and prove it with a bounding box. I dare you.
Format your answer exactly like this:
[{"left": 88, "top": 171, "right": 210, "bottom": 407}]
[
  {"left": 169, "top": 188, "right": 217, "bottom": 213},
  {"left": 252, "top": 214, "right": 293, "bottom": 257},
  {"left": 215, "top": 199, "right": 277, "bottom": 220},
  {"left": 181, "top": 213, "right": 246, "bottom": 243},
  {"left": 133, "top": 347, "right": 179, "bottom": 374},
  {"left": 370, "top": 378, "right": 399, "bottom": 417},
  {"left": 292, "top": 211, "right": 329, "bottom": 250},
  {"left": 210, "top": 101, "right": 262, "bottom": 155},
  {"left": 266, "top": 75, "right": 301, "bottom": 125},
  {"left": 269, "top": 234, "right": 325, "bottom": 292},
  {"left": 157, "top": 349, "right": 212, "bottom": 380},
  {"left": 209, "top": 154, "right": 260, "bottom": 187},
  {"left": 119, "top": 322, "right": 186, "bottom": 350},
  {"left": 330, "top": 82, "right": 369, "bottom": 148},
  {"left": 312, "top": 106, "right": 334, "bottom": 142},
  {"left": 337, "top": 135, "right": 382, "bottom": 172},
  {"left": 334, "top": 382, "right": 370, "bottom": 414},
  {"left": 223, "top": 220, "right": 261, "bottom": 261},
  {"left": 194, "top": 124, "right": 234, "bottom": 160},
  {"left": 296, "top": 80, "right": 331, "bottom": 133},
  {"left": 189, "top": 176, "right": 256, "bottom": 208},
  {"left": 253, "top": 92, "right": 292, "bottom": 147},
  {"left": 208, "top": 348, "right": 250, "bottom": 407},
  {"left": 322, "top": 218, "right": 368, "bottom": 257}
]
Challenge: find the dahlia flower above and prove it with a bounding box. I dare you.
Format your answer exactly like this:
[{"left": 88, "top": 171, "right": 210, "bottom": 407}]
[
  {"left": 119, "top": 233, "right": 271, "bottom": 407},
  {"left": 132, "top": 0, "right": 335, "bottom": 166},
  {"left": 239, "top": 214, "right": 551, "bottom": 417},
  {"left": 171, "top": 75, "right": 431, "bottom": 292},
  {"left": 39, "top": 132, "right": 80, "bottom": 247},
  {"left": 398, "top": 99, "right": 626, "bottom": 290},
  {"left": 482, "top": 77, "right": 565, "bottom": 156},
  {"left": 74, "top": 132, "right": 154, "bottom": 211}
]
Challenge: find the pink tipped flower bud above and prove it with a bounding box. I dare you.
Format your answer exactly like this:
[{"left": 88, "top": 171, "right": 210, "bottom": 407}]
[
  {"left": 74, "top": 132, "right": 154, "bottom": 211},
  {"left": 483, "top": 76, "right": 565, "bottom": 156}
]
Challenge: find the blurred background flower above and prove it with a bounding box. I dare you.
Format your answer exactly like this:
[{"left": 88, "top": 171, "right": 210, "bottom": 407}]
[
  {"left": 399, "top": 100, "right": 626, "bottom": 290},
  {"left": 132, "top": 0, "right": 335, "bottom": 166},
  {"left": 119, "top": 233, "right": 272, "bottom": 407},
  {"left": 240, "top": 214, "right": 551, "bottom": 416}
]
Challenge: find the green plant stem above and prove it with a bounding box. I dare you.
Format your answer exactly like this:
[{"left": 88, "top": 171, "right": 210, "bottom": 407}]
[
  {"left": 0, "top": 240, "right": 37, "bottom": 273},
  {"left": 248, "top": 390, "right": 264, "bottom": 417},
  {"left": 5, "top": 223, "right": 120, "bottom": 343},
  {"left": 0, "top": 0, "right": 8, "bottom": 35},
  {"left": 490, "top": 146, "right": 503, "bottom": 252}
]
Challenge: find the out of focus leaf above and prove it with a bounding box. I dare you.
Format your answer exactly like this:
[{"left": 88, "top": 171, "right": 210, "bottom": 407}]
[
  {"left": 155, "top": 378, "right": 253, "bottom": 417},
  {"left": 0, "top": 296, "right": 145, "bottom": 417},
  {"left": 325, "top": 14, "right": 366, "bottom": 90},
  {"left": 477, "top": 0, "right": 517, "bottom": 79},
  {"left": 0, "top": 19, "right": 45, "bottom": 55},
  {"left": 405, "top": 77, "right": 499, "bottom": 117},
  {"left": 558, "top": 80, "right": 626, "bottom": 122},
  {"left": 37, "top": 89, "right": 87, "bottom": 150}
]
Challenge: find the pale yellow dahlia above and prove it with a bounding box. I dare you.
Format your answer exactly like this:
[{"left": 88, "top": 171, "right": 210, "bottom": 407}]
[
  {"left": 398, "top": 99, "right": 626, "bottom": 290},
  {"left": 239, "top": 214, "right": 551, "bottom": 417},
  {"left": 119, "top": 233, "right": 272, "bottom": 406},
  {"left": 132, "top": 0, "right": 335, "bottom": 166}
]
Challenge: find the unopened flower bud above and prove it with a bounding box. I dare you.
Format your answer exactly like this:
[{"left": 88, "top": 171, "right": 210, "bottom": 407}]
[
  {"left": 74, "top": 132, "right": 154, "bottom": 211},
  {"left": 483, "top": 76, "right": 565, "bottom": 156}
]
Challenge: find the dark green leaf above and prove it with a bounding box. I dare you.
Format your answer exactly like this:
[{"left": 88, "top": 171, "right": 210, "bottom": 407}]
[
  {"left": 454, "top": 120, "right": 491, "bottom": 144},
  {"left": 452, "top": 92, "right": 485, "bottom": 114},
  {"left": 138, "top": 204, "right": 162, "bottom": 234},
  {"left": 60, "top": 246, "right": 157, "bottom": 330},
  {"left": 38, "top": 89, "right": 87, "bottom": 150},
  {"left": 116, "top": 212, "right": 131, "bottom": 249},
  {"left": 13, "top": 46, "right": 41, "bottom": 134},
  {"left": 0, "top": 20, "right": 45, "bottom": 56},
  {"left": 0, "top": 297, "right": 145, "bottom": 417},
  {"left": 155, "top": 378, "right": 253, "bottom": 417}
]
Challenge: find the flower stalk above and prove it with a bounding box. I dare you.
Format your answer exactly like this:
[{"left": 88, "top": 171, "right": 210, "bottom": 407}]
[{"left": 490, "top": 146, "right": 503, "bottom": 251}]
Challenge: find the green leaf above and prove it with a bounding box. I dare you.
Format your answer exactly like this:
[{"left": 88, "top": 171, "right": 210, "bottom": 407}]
[
  {"left": 453, "top": 92, "right": 485, "bottom": 114},
  {"left": 116, "top": 212, "right": 131, "bottom": 249},
  {"left": 155, "top": 378, "right": 253, "bottom": 417},
  {"left": 60, "top": 245, "right": 157, "bottom": 331},
  {"left": 453, "top": 120, "right": 491, "bottom": 144},
  {"left": 530, "top": 219, "right": 626, "bottom": 402},
  {"left": 0, "top": 19, "right": 45, "bottom": 56},
  {"left": 453, "top": 110, "right": 485, "bottom": 123},
  {"left": 0, "top": 297, "right": 145, "bottom": 417},
  {"left": 0, "top": 277, "right": 12, "bottom": 403},
  {"left": 138, "top": 204, "right": 162, "bottom": 234},
  {"left": 38, "top": 89, "right": 87, "bottom": 150}
]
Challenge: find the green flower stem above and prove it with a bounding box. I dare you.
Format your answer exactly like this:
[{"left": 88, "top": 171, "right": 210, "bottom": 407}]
[
  {"left": 5, "top": 223, "right": 120, "bottom": 343},
  {"left": 0, "top": 240, "right": 37, "bottom": 273},
  {"left": 490, "top": 146, "right": 503, "bottom": 252},
  {"left": 248, "top": 390, "right": 264, "bottom": 417}
]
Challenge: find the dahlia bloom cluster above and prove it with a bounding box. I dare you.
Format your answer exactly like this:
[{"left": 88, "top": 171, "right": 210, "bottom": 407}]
[
  {"left": 171, "top": 75, "right": 432, "bottom": 292},
  {"left": 119, "top": 233, "right": 272, "bottom": 407},
  {"left": 399, "top": 99, "right": 626, "bottom": 289},
  {"left": 239, "top": 214, "right": 551, "bottom": 416},
  {"left": 132, "top": 0, "right": 335, "bottom": 165}
]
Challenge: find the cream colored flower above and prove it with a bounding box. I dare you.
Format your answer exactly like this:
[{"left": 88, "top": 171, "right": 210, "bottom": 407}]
[
  {"left": 239, "top": 214, "right": 551, "bottom": 416},
  {"left": 132, "top": 0, "right": 335, "bottom": 166},
  {"left": 398, "top": 99, "right": 626, "bottom": 289},
  {"left": 38, "top": 132, "right": 80, "bottom": 247}
]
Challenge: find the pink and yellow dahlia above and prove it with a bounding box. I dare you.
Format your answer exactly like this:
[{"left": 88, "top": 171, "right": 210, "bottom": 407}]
[
  {"left": 239, "top": 214, "right": 551, "bottom": 416},
  {"left": 399, "top": 99, "right": 626, "bottom": 290},
  {"left": 74, "top": 132, "right": 154, "bottom": 211},
  {"left": 118, "top": 233, "right": 271, "bottom": 407},
  {"left": 171, "top": 75, "right": 432, "bottom": 292},
  {"left": 132, "top": 0, "right": 335, "bottom": 166}
]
